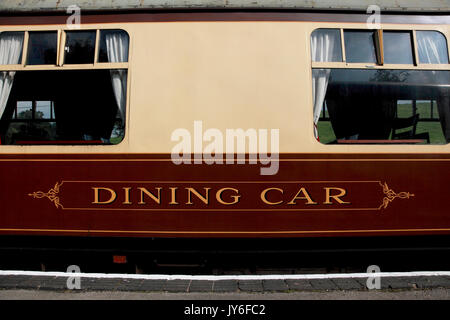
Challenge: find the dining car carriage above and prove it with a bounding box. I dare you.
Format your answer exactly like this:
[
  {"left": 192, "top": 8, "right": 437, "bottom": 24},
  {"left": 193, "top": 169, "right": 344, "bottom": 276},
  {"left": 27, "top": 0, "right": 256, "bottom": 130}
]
[{"left": 0, "top": 1, "right": 449, "bottom": 262}]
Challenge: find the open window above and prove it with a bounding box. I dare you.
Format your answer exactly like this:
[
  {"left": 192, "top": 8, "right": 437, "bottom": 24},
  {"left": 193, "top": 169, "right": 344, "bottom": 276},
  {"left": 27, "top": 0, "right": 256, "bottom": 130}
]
[
  {"left": 344, "top": 30, "right": 378, "bottom": 64},
  {"left": 383, "top": 31, "right": 414, "bottom": 64},
  {"left": 64, "top": 30, "right": 96, "bottom": 64},
  {"left": 317, "top": 69, "right": 449, "bottom": 144},
  {"left": 311, "top": 28, "right": 450, "bottom": 145},
  {"left": 0, "top": 29, "right": 129, "bottom": 145},
  {"left": 1, "top": 70, "right": 122, "bottom": 145},
  {"left": 26, "top": 31, "right": 58, "bottom": 65}
]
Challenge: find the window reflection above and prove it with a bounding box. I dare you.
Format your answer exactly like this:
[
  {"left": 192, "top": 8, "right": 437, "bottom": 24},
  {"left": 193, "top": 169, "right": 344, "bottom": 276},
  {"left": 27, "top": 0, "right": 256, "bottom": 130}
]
[
  {"left": 0, "top": 70, "right": 125, "bottom": 145},
  {"left": 344, "top": 30, "right": 377, "bottom": 63},
  {"left": 383, "top": 31, "right": 414, "bottom": 64},
  {"left": 64, "top": 31, "right": 96, "bottom": 64},
  {"left": 316, "top": 69, "right": 450, "bottom": 144},
  {"left": 416, "top": 31, "right": 449, "bottom": 64},
  {"left": 26, "top": 32, "right": 57, "bottom": 65}
]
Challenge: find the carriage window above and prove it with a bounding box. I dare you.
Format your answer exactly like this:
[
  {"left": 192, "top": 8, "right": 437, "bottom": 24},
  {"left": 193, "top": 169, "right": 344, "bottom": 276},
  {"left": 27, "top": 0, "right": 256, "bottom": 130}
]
[
  {"left": 15, "top": 101, "right": 32, "bottom": 119},
  {"left": 26, "top": 31, "right": 58, "bottom": 65},
  {"left": 0, "top": 28, "right": 129, "bottom": 145},
  {"left": 310, "top": 29, "right": 342, "bottom": 62},
  {"left": 312, "top": 27, "right": 450, "bottom": 145},
  {"left": 315, "top": 69, "right": 449, "bottom": 145},
  {"left": 98, "top": 30, "right": 129, "bottom": 63},
  {"left": 13, "top": 101, "right": 54, "bottom": 120},
  {"left": 416, "top": 31, "right": 449, "bottom": 64},
  {"left": 0, "top": 70, "right": 125, "bottom": 145},
  {"left": 35, "top": 101, "right": 54, "bottom": 120},
  {"left": 383, "top": 31, "right": 414, "bottom": 64},
  {"left": 0, "top": 32, "right": 24, "bottom": 65},
  {"left": 64, "top": 30, "right": 96, "bottom": 64},
  {"left": 6, "top": 100, "right": 56, "bottom": 143},
  {"left": 344, "top": 30, "right": 377, "bottom": 63}
]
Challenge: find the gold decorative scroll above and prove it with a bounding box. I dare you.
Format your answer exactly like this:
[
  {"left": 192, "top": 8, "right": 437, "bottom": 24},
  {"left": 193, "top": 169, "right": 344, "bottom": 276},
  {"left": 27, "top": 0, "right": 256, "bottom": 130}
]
[
  {"left": 28, "top": 181, "right": 64, "bottom": 209},
  {"left": 378, "top": 182, "right": 414, "bottom": 210}
]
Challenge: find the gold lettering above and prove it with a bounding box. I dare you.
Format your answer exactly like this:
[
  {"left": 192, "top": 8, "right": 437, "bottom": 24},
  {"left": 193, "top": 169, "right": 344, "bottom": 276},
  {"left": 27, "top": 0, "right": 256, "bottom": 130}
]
[
  {"left": 323, "top": 187, "right": 350, "bottom": 204},
  {"left": 216, "top": 188, "right": 241, "bottom": 205},
  {"left": 260, "top": 188, "right": 283, "bottom": 205},
  {"left": 287, "top": 187, "right": 317, "bottom": 205},
  {"left": 138, "top": 187, "right": 162, "bottom": 205},
  {"left": 92, "top": 187, "right": 117, "bottom": 204},
  {"left": 169, "top": 187, "right": 179, "bottom": 205},
  {"left": 186, "top": 187, "right": 210, "bottom": 205},
  {"left": 122, "top": 187, "right": 132, "bottom": 205}
]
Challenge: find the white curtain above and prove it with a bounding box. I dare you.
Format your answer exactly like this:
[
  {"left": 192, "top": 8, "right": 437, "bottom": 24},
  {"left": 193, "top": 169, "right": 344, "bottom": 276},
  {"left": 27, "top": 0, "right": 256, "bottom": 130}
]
[
  {"left": 0, "top": 32, "right": 24, "bottom": 119},
  {"left": 311, "top": 29, "right": 341, "bottom": 139},
  {"left": 417, "top": 31, "right": 448, "bottom": 64},
  {"left": 312, "top": 68, "right": 331, "bottom": 138},
  {"left": 106, "top": 31, "right": 129, "bottom": 122}
]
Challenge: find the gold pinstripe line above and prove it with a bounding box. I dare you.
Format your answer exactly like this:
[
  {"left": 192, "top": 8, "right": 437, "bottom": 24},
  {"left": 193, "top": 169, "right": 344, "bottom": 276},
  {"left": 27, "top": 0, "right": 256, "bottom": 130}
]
[
  {"left": 1, "top": 228, "right": 450, "bottom": 234},
  {"left": 0, "top": 158, "right": 450, "bottom": 162}
]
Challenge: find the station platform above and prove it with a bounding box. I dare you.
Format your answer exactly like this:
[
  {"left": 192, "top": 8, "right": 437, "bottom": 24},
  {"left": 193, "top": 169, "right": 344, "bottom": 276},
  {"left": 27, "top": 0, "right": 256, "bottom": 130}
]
[{"left": 1, "top": 272, "right": 450, "bottom": 293}]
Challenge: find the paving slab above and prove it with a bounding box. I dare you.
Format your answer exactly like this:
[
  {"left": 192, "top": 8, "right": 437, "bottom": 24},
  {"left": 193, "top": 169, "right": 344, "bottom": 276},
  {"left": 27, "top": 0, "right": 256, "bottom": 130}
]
[
  {"left": 19, "top": 276, "right": 57, "bottom": 290},
  {"left": 115, "top": 279, "right": 144, "bottom": 291},
  {"left": 309, "top": 279, "right": 339, "bottom": 290},
  {"left": 213, "top": 280, "right": 238, "bottom": 292},
  {"left": 189, "top": 280, "right": 213, "bottom": 292},
  {"left": 354, "top": 277, "right": 370, "bottom": 289},
  {"left": 238, "top": 280, "right": 263, "bottom": 292},
  {"left": 40, "top": 277, "right": 70, "bottom": 290},
  {"left": 427, "top": 276, "right": 450, "bottom": 288},
  {"left": 380, "top": 277, "right": 403, "bottom": 290},
  {"left": 0, "top": 276, "right": 30, "bottom": 289},
  {"left": 81, "top": 278, "right": 121, "bottom": 291},
  {"left": 286, "top": 279, "right": 313, "bottom": 291},
  {"left": 163, "top": 280, "right": 190, "bottom": 293},
  {"left": 139, "top": 280, "right": 167, "bottom": 292},
  {"left": 331, "top": 278, "right": 364, "bottom": 290},
  {"left": 262, "top": 280, "right": 289, "bottom": 292}
]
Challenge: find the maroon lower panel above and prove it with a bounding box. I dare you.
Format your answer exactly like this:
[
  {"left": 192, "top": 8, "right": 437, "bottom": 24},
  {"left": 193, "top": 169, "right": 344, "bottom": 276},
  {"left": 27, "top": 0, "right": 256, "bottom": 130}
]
[{"left": 0, "top": 153, "right": 448, "bottom": 238}]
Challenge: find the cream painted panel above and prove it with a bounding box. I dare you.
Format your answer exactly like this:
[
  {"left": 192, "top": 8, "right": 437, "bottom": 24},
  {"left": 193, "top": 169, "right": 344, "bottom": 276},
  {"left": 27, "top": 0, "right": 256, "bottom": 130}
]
[
  {"left": 129, "top": 22, "right": 308, "bottom": 153},
  {"left": 0, "top": 20, "right": 448, "bottom": 154}
]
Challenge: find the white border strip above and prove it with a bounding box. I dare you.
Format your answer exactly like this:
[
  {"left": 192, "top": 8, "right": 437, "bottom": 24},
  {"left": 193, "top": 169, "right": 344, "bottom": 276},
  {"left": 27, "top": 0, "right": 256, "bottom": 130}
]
[{"left": 1, "top": 270, "right": 450, "bottom": 281}]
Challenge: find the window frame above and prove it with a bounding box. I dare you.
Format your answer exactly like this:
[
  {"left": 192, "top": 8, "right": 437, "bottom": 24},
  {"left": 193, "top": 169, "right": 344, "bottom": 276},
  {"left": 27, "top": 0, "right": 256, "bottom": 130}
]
[
  {"left": 12, "top": 100, "right": 55, "bottom": 122},
  {"left": 311, "top": 27, "right": 450, "bottom": 71},
  {"left": 311, "top": 27, "right": 450, "bottom": 146},
  {"left": 0, "top": 28, "right": 130, "bottom": 71},
  {"left": 0, "top": 27, "right": 131, "bottom": 146},
  {"left": 62, "top": 29, "right": 98, "bottom": 65}
]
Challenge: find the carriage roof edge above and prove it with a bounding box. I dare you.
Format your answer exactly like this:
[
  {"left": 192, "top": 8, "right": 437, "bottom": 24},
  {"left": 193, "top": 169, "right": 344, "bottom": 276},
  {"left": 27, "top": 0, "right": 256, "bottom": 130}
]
[{"left": 0, "top": 0, "right": 449, "bottom": 13}]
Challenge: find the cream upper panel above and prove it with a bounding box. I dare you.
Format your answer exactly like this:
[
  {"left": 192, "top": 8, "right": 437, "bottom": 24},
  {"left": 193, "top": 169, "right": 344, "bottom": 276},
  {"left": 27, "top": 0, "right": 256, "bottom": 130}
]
[
  {"left": 129, "top": 22, "right": 307, "bottom": 154},
  {"left": 0, "top": 20, "right": 449, "bottom": 154},
  {"left": 130, "top": 21, "right": 450, "bottom": 154}
]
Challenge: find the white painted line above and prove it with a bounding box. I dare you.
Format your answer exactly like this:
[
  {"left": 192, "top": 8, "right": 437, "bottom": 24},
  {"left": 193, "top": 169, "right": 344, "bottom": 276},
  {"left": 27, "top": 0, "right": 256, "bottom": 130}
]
[{"left": 1, "top": 270, "right": 450, "bottom": 281}]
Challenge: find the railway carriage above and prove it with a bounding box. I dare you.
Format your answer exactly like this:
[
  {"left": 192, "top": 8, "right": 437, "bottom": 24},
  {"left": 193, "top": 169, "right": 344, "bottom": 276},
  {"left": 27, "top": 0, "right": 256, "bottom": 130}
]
[{"left": 0, "top": 1, "right": 449, "bottom": 263}]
